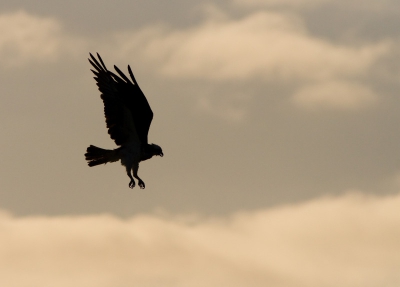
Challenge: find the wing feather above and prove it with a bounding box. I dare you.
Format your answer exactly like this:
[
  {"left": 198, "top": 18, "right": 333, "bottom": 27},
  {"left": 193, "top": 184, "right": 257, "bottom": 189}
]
[
  {"left": 89, "top": 53, "right": 138, "bottom": 146},
  {"left": 113, "top": 65, "right": 132, "bottom": 84},
  {"left": 96, "top": 58, "right": 153, "bottom": 144},
  {"left": 89, "top": 53, "right": 153, "bottom": 145},
  {"left": 114, "top": 67, "right": 153, "bottom": 143},
  {"left": 128, "top": 65, "right": 138, "bottom": 85},
  {"left": 96, "top": 52, "right": 108, "bottom": 70}
]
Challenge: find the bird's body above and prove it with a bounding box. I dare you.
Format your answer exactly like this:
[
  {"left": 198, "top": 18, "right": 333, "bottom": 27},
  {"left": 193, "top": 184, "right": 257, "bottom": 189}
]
[{"left": 85, "top": 53, "right": 163, "bottom": 189}]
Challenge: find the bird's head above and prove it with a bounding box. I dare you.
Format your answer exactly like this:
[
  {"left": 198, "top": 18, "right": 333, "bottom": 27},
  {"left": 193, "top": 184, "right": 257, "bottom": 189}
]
[{"left": 150, "top": 144, "right": 164, "bottom": 157}]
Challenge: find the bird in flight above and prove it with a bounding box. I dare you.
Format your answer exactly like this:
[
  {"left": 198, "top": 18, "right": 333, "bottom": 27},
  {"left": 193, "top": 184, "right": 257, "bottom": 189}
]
[{"left": 85, "top": 53, "right": 163, "bottom": 189}]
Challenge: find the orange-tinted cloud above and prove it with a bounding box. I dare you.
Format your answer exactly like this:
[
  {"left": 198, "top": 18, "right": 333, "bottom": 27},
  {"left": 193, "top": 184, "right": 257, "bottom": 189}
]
[
  {"left": 0, "top": 11, "right": 84, "bottom": 66},
  {"left": 112, "top": 12, "right": 389, "bottom": 82},
  {"left": 291, "top": 80, "right": 378, "bottom": 110},
  {"left": 233, "top": 0, "right": 330, "bottom": 8},
  {"left": 1, "top": 192, "right": 399, "bottom": 287}
]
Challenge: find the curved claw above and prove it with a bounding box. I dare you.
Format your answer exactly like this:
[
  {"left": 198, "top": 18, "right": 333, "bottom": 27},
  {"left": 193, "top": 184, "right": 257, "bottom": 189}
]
[
  {"left": 138, "top": 180, "right": 145, "bottom": 189},
  {"left": 129, "top": 180, "right": 135, "bottom": 189}
]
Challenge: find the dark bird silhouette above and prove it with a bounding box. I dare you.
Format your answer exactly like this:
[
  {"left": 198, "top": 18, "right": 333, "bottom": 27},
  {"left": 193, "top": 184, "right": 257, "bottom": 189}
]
[{"left": 85, "top": 53, "right": 163, "bottom": 189}]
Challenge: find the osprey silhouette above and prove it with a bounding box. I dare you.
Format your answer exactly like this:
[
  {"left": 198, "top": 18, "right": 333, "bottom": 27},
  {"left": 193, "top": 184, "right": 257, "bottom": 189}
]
[{"left": 85, "top": 53, "right": 163, "bottom": 189}]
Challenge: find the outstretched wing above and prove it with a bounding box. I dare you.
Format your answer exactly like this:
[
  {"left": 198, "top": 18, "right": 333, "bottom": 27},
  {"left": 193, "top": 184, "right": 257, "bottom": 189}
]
[{"left": 89, "top": 53, "right": 153, "bottom": 145}]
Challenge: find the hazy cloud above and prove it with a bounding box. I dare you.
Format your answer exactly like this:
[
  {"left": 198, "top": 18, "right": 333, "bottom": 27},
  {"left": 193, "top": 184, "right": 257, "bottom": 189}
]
[
  {"left": 112, "top": 11, "right": 389, "bottom": 82},
  {"left": 196, "top": 94, "right": 248, "bottom": 122},
  {"left": 0, "top": 11, "right": 85, "bottom": 66},
  {"left": 1, "top": 9, "right": 387, "bottom": 115},
  {"left": 1, "top": 192, "right": 399, "bottom": 287},
  {"left": 233, "top": 0, "right": 330, "bottom": 9},
  {"left": 291, "top": 80, "right": 378, "bottom": 110},
  {"left": 108, "top": 9, "right": 389, "bottom": 113}
]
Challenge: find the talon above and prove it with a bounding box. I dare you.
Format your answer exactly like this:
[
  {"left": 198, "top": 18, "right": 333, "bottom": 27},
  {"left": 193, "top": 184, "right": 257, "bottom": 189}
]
[
  {"left": 129, "top": 180, "right": 135, "bottom": 189},
  {"left": 139, "top": 180, "right": 145, "bottom": 189}
]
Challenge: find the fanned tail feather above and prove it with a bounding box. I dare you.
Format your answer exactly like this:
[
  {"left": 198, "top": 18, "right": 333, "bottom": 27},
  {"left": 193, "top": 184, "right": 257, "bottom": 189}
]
[{"left": 85, "top": 145, "right": 120, "bottom": 167}]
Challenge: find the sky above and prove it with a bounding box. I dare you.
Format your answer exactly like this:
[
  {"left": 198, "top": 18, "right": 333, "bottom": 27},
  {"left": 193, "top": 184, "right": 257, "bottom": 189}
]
[{"left": 0, "top": 0, "right": 400, "bottom": 286}]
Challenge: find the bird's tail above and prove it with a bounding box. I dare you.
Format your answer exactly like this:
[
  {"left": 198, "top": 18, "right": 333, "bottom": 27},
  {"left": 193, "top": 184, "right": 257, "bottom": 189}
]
[{"left": 85, "top": 145, "right": 120, "bottom": 167}]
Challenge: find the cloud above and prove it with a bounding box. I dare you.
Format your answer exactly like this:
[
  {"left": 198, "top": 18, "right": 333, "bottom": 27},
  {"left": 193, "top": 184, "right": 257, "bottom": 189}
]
[
  {"left": 113, "top": 11, "right": 389, "bottom": 82},
  {"left": 233, "top": 0, "right": 330, "bottom": 9},
  {"left": 1, "top": 9, "right": 385, "bottom": 115},
  {"left": 196, "top": 94, "right": 248, "bottom": 122},
  {"left": 291, "top": 80, "right": 378, "bottom": 110},
  {"left": 0, "top": 11, "right": 84, "bottom": 66},
  {"left": 109, "top": 10, "right": 390, "bottom": 114},
  {"left": 1, "top": 192, "right": 400, "bottom": 287}
]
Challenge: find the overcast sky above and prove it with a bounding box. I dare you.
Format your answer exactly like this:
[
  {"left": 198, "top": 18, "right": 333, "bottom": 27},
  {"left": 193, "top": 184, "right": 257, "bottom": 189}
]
[{"left": 0, "top": 0, "right": 400, "bottom": 286}]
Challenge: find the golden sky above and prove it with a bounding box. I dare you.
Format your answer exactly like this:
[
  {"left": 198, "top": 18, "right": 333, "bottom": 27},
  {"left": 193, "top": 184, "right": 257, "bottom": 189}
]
[{"left": 0, "top": 0, "right": 400, "bottom": 285}]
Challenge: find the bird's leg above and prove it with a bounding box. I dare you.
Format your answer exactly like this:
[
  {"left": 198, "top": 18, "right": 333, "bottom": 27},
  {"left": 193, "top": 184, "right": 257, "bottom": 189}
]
[
  {"left": 132, "top": 163, "right": 145, "bottom": 189},
  {"left": 126, "top": 166, "right": 135, "bottom": 189}
]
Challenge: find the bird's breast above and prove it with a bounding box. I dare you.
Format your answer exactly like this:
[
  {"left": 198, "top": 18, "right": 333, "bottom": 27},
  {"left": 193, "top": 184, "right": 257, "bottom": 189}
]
[{"left": 120, "top": 142, "right": 141, "bottom": 166}]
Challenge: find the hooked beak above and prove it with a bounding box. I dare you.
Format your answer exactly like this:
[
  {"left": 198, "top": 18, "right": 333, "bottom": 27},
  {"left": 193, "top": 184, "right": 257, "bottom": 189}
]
[{"left": 159, "top": 152, "right": 164, "bottom": 157}]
